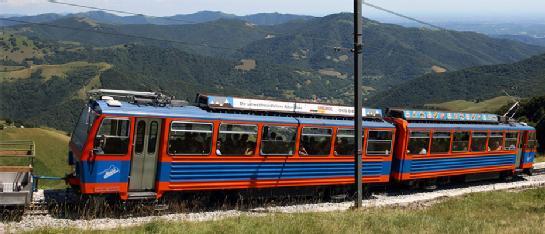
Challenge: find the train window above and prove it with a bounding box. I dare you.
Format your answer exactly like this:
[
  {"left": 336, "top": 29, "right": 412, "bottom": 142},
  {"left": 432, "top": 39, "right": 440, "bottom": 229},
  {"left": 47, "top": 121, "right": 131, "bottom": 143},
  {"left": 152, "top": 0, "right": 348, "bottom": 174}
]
[
  {"left": 71, "top": 106, "right": 93, "bottom": 149},
  {"left": 299, "top": 127, "right": 333, "bottom": 156},
  {"left": 528, "top": 132, "right": 538, "bottom": 149},
  {"left": 147, "top": 121, "right": 159, "bottom": 154},
  {"left": 334, "top": 129, "right": 355, "bottom": 156},
  {"left": 217, "top": 124, "right": 258, "bottom": 156},
  {"left": 94, "top": 118, "right": 130, "bottom": 155},
  {"left": 260, "top": 125, "right": 297, "bottom": 156},
  {"left": 366, "top": 130, "right": 393, "bottom": 155},
  {"left": 430, "top": 132, "right": 451, "bottom": 154},
  {"left": 407, "top": 131, "right": 430, "bottom": 155},
  {"left": 470, "top": 132, "right": 488, "bottom": 152},
  {"left": 168, "top": 122, "right": 213, "bottom": 155},
  {"left": 452, "top": 132, "right": 470, "bottom": 152},
  {"left": 504, "top": 132, "right": 519, "bottom": 150},
  {"left": 488, "top": 131, "right": 504, "bottom": 151},
  {"left": 134, "top": 121, "right": 146, "bottom": 153}
]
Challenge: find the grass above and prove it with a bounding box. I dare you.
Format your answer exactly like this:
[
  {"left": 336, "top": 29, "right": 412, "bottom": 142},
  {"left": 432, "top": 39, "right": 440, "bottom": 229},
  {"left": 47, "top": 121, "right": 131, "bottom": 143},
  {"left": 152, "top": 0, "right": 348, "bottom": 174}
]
[
  {"left": 0, "top": 33, "right": 46, "bottom": 63},
  {"left": 0, "top": 128, "right": 70, "bottom": 188},
  {"left": 28, "top": 187, "right": 545, "bottom": 233},
  {"left": 535, "top": 153, "right": 545, "bottom": 163},
  {"left": 425, "top": 96, "right": 513, "bottom": 113},
  {"left": 0, "top": 61, "right": 112, "bottom": 82}
]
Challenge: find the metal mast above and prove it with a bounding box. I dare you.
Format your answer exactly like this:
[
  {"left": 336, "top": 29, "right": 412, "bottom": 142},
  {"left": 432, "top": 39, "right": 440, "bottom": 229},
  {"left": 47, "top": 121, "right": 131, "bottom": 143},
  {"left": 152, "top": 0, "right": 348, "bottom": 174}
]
[{"left": 353, "top": 0, "right": 364, "bottom": 208}]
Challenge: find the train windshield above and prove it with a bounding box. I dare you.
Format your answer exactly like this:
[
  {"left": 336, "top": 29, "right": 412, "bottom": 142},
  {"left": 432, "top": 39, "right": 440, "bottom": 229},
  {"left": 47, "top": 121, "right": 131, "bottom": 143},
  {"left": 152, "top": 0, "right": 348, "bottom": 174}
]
[{"left": 70, "top": 105, "right": 97, "bottom": 150}]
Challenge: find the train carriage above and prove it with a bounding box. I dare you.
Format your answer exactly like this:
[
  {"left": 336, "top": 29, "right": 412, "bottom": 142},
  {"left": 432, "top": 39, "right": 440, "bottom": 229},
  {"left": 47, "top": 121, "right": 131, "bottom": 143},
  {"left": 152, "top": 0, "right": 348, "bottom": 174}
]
[
  {"left": 67, "top": 90, "right": 396, "bottom": 200},
  {"left": 386, "top": 109, "right": 537, "bottom": 183}
]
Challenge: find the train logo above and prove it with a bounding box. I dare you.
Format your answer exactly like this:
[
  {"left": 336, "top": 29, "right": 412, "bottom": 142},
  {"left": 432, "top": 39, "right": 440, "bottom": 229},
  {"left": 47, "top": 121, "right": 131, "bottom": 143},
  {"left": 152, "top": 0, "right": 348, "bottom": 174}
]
[{"left": 98, "top": 165, "right": 120, "bottom": 179}]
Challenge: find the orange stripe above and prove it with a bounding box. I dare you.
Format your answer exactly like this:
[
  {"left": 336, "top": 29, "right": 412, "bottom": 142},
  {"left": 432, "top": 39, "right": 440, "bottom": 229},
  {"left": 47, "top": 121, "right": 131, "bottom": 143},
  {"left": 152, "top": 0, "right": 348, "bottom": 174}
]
[
  {"left": 81, "top": 182, "right": 128, "bottom": 195},
  {"left": 522, "top": 163, "right": 533, "bottom": 169},
  {"left": 165, "top": 158, "right": 390, "bottom": 163},
  {"left": 407, "top": 152, "right": 517, "bottom": 160},
  {"left": 157, "top": 176, "right": 389, "bottom": 191}
]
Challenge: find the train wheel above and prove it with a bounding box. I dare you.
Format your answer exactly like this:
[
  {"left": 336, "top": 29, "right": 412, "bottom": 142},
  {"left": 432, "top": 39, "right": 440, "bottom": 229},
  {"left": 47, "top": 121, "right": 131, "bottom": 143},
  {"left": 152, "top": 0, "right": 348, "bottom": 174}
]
[
  {"left": 500, "top": 171, "right": 514, "bottom": 182},
  {"left": 524, "top": 168, "right": 534, "bottom": 176},
  {"left": 421, "top": 179, "right": 438, "bottom": 191}
]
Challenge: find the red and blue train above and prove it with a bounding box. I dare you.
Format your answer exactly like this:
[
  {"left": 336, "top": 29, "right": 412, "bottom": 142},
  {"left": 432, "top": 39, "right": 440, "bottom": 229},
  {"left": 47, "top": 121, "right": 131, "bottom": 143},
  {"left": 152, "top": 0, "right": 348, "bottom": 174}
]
[{"left": 66, "top": 90, "right": 538, "bottom": 200}]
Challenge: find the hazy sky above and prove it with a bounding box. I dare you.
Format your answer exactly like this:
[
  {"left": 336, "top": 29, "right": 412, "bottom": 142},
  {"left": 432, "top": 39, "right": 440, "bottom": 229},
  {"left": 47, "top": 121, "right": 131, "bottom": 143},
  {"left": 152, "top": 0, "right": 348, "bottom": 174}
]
[{"left": 1, "top": 0, "right": 545, "bottom": 21}]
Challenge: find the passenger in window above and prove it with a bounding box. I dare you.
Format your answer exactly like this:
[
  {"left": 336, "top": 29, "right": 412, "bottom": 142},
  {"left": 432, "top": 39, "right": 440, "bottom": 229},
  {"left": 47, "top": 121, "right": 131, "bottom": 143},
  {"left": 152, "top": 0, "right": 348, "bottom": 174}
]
[
  {"left": 299, "top": 145, "right": 308, "bottom": 155},
  {"left": 216, "top": 141, "right": 221, "bottom": 154},
  {"left": 490, "top": 142, "right": 502, "bottom": 151},
  {"left": 244, "top": 141, "right": 255, "bottom": 155},
  {"left": 240, "top": 134, "right": 249, "bottom": 154},
  {"left": 419, "top": 148, "right": 427, "bottom": 154}
]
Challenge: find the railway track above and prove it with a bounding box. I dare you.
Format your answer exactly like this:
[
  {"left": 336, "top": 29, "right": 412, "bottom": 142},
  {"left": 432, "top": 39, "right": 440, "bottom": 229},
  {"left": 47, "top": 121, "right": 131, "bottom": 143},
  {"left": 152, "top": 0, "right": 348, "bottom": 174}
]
[
  {"left": 531, "top": 162, "right": 545, "bottom": 175},
  {"left": 15, "top": 162, "right": 545, "bottom": 219}
]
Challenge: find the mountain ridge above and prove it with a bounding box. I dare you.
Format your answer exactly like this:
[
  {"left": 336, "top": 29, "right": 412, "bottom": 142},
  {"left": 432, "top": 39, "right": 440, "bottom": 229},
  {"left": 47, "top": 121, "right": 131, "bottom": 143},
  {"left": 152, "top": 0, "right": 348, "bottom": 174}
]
[{"left": 0, "top": 10, "right": 314, "bottom": 26}]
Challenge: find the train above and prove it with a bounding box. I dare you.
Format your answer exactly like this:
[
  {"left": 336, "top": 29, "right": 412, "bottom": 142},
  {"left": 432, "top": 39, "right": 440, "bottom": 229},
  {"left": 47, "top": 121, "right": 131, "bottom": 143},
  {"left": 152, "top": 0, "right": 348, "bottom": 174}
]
[{"left": 65, "top": 89, "right": 538, "bottom": 200}]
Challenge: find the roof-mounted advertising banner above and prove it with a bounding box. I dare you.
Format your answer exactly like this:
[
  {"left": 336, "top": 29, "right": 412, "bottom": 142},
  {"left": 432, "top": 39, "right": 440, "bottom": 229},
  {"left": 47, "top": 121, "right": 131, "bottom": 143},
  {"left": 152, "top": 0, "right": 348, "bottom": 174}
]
[
  {"left": 403, "top": 110, "right": 498, "bottom": 122},
  {"left": 206, "top": 95, "right": 382, "bottom": 118}
]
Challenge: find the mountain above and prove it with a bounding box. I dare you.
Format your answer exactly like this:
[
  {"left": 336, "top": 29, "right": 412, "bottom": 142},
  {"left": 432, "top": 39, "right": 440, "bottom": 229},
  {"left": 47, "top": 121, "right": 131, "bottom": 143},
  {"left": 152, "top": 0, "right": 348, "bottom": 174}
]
[
  {"left": 0, "top": 39, "right": 352, "bottom": 131},
  {"left": 492, "top": 34, "right": 545, "bottom": 47},
  {"left": 0, "top": 13, "right": 65, "bottom": 26},
  {"left": 8, "top": 16, "right": 273, "bottom": 56},
  {"left": 241, "top": 13, "right": 314, "bottom": 25},
  {"left": 8, "top": 14, "right": 545, "bottom": 93},
  {"left": 367, "top": 53, "right": 545, "bottom": 108},
  {"left": 238, "top": 13, "right": 545, "bottom": 89},
  {"left": 0, "top": 11, "right": 313, "bottom": 26}
]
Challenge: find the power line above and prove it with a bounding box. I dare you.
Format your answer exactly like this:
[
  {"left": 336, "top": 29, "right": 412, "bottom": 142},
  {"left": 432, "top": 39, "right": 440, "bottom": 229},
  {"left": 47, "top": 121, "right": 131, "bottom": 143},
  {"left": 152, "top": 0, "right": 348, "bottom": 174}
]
[
  {"left": 363, "top": 1, "right": 447, "bottom": 31},
  {"left": 48, "top": 0, "right": 347, "bottom": 45}
]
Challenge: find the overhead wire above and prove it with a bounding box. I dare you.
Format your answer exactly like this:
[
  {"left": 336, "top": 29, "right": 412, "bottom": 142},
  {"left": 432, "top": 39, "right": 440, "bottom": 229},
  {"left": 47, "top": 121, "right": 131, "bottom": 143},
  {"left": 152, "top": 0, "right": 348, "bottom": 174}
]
[{"left": 362, "top": 1, "right": 448, "bottom": 31}]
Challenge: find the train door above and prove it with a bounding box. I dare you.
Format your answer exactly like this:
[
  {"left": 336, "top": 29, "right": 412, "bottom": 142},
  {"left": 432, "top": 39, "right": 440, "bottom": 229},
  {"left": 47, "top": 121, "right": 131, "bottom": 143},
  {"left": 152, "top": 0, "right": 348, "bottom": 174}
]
[
  {"left": 129, "top": 118, "right": 162, "bottom": 191},
  {"left": 515, "top": 131, "right": 524, "bottom": 169},
  {"left": 521, "top": 131, "right": 537, "bottom": 167}
]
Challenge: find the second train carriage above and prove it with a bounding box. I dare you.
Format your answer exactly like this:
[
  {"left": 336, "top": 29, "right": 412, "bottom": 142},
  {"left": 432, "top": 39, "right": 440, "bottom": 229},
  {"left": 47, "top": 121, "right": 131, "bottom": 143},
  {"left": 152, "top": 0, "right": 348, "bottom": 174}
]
[
  {"left": 67, "top": 90, "right": 395, "bottom": 200},
  {"left": 386, "top": 109, "right": 537, "bottom": 183}
]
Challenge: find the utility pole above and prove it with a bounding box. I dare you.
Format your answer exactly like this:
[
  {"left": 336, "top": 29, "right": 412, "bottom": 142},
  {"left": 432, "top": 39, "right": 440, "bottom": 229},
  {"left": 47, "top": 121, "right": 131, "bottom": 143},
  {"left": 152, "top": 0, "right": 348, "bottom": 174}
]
[{"left": 353, "top": 0, "right": 364, "bottom": 208}]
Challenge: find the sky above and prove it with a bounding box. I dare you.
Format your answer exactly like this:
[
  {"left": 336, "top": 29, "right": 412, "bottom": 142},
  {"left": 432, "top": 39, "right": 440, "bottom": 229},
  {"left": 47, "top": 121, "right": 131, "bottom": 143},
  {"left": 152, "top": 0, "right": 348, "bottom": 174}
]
[{"left": 1, "top": 0, "right": 545, "bottom": 22}]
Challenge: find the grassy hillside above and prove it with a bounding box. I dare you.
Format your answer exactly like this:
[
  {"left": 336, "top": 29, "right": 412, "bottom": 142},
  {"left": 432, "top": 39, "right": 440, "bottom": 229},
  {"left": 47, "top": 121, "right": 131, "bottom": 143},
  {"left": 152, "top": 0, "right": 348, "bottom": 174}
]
[
  {"left": 0, "top": 128, "right": 70, "bottom": 188},
  {"left": 498, "top": 95, "right": 545, "bottom": 152},
  {"left": 425, "top": 96, "right": 513, "bottom": 113},
  {"left": 369, "top": 53, "right": 545, "bottom": 107},
  {"left": 0, "top": 59, "right": 114, "bottom": 131},
  {"left": 0, "top": 33, "right": 49, "bottom": 63},
  {"left": 35, "top": 187, "right": 545, "bottom": 233},
  {"left": 0, "top": 61, "right": 111, "bottom": 82}
]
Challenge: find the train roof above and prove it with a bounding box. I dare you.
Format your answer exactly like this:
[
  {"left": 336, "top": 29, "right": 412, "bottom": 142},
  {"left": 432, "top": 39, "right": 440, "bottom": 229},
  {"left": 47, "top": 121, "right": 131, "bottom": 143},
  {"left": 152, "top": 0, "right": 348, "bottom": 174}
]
[
  {"left": 93, "top": 100, "right": 395, "bottom": 129},
  {"left": 408, "top": 122, "right": 534, "bottom": 131}
]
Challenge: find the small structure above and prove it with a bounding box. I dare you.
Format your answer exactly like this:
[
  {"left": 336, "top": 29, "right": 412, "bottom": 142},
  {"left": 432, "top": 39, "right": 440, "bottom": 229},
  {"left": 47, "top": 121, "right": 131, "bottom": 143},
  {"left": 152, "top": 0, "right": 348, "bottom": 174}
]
[{"left": 0, "top": 140, "right": 35, "bottom": 207}]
